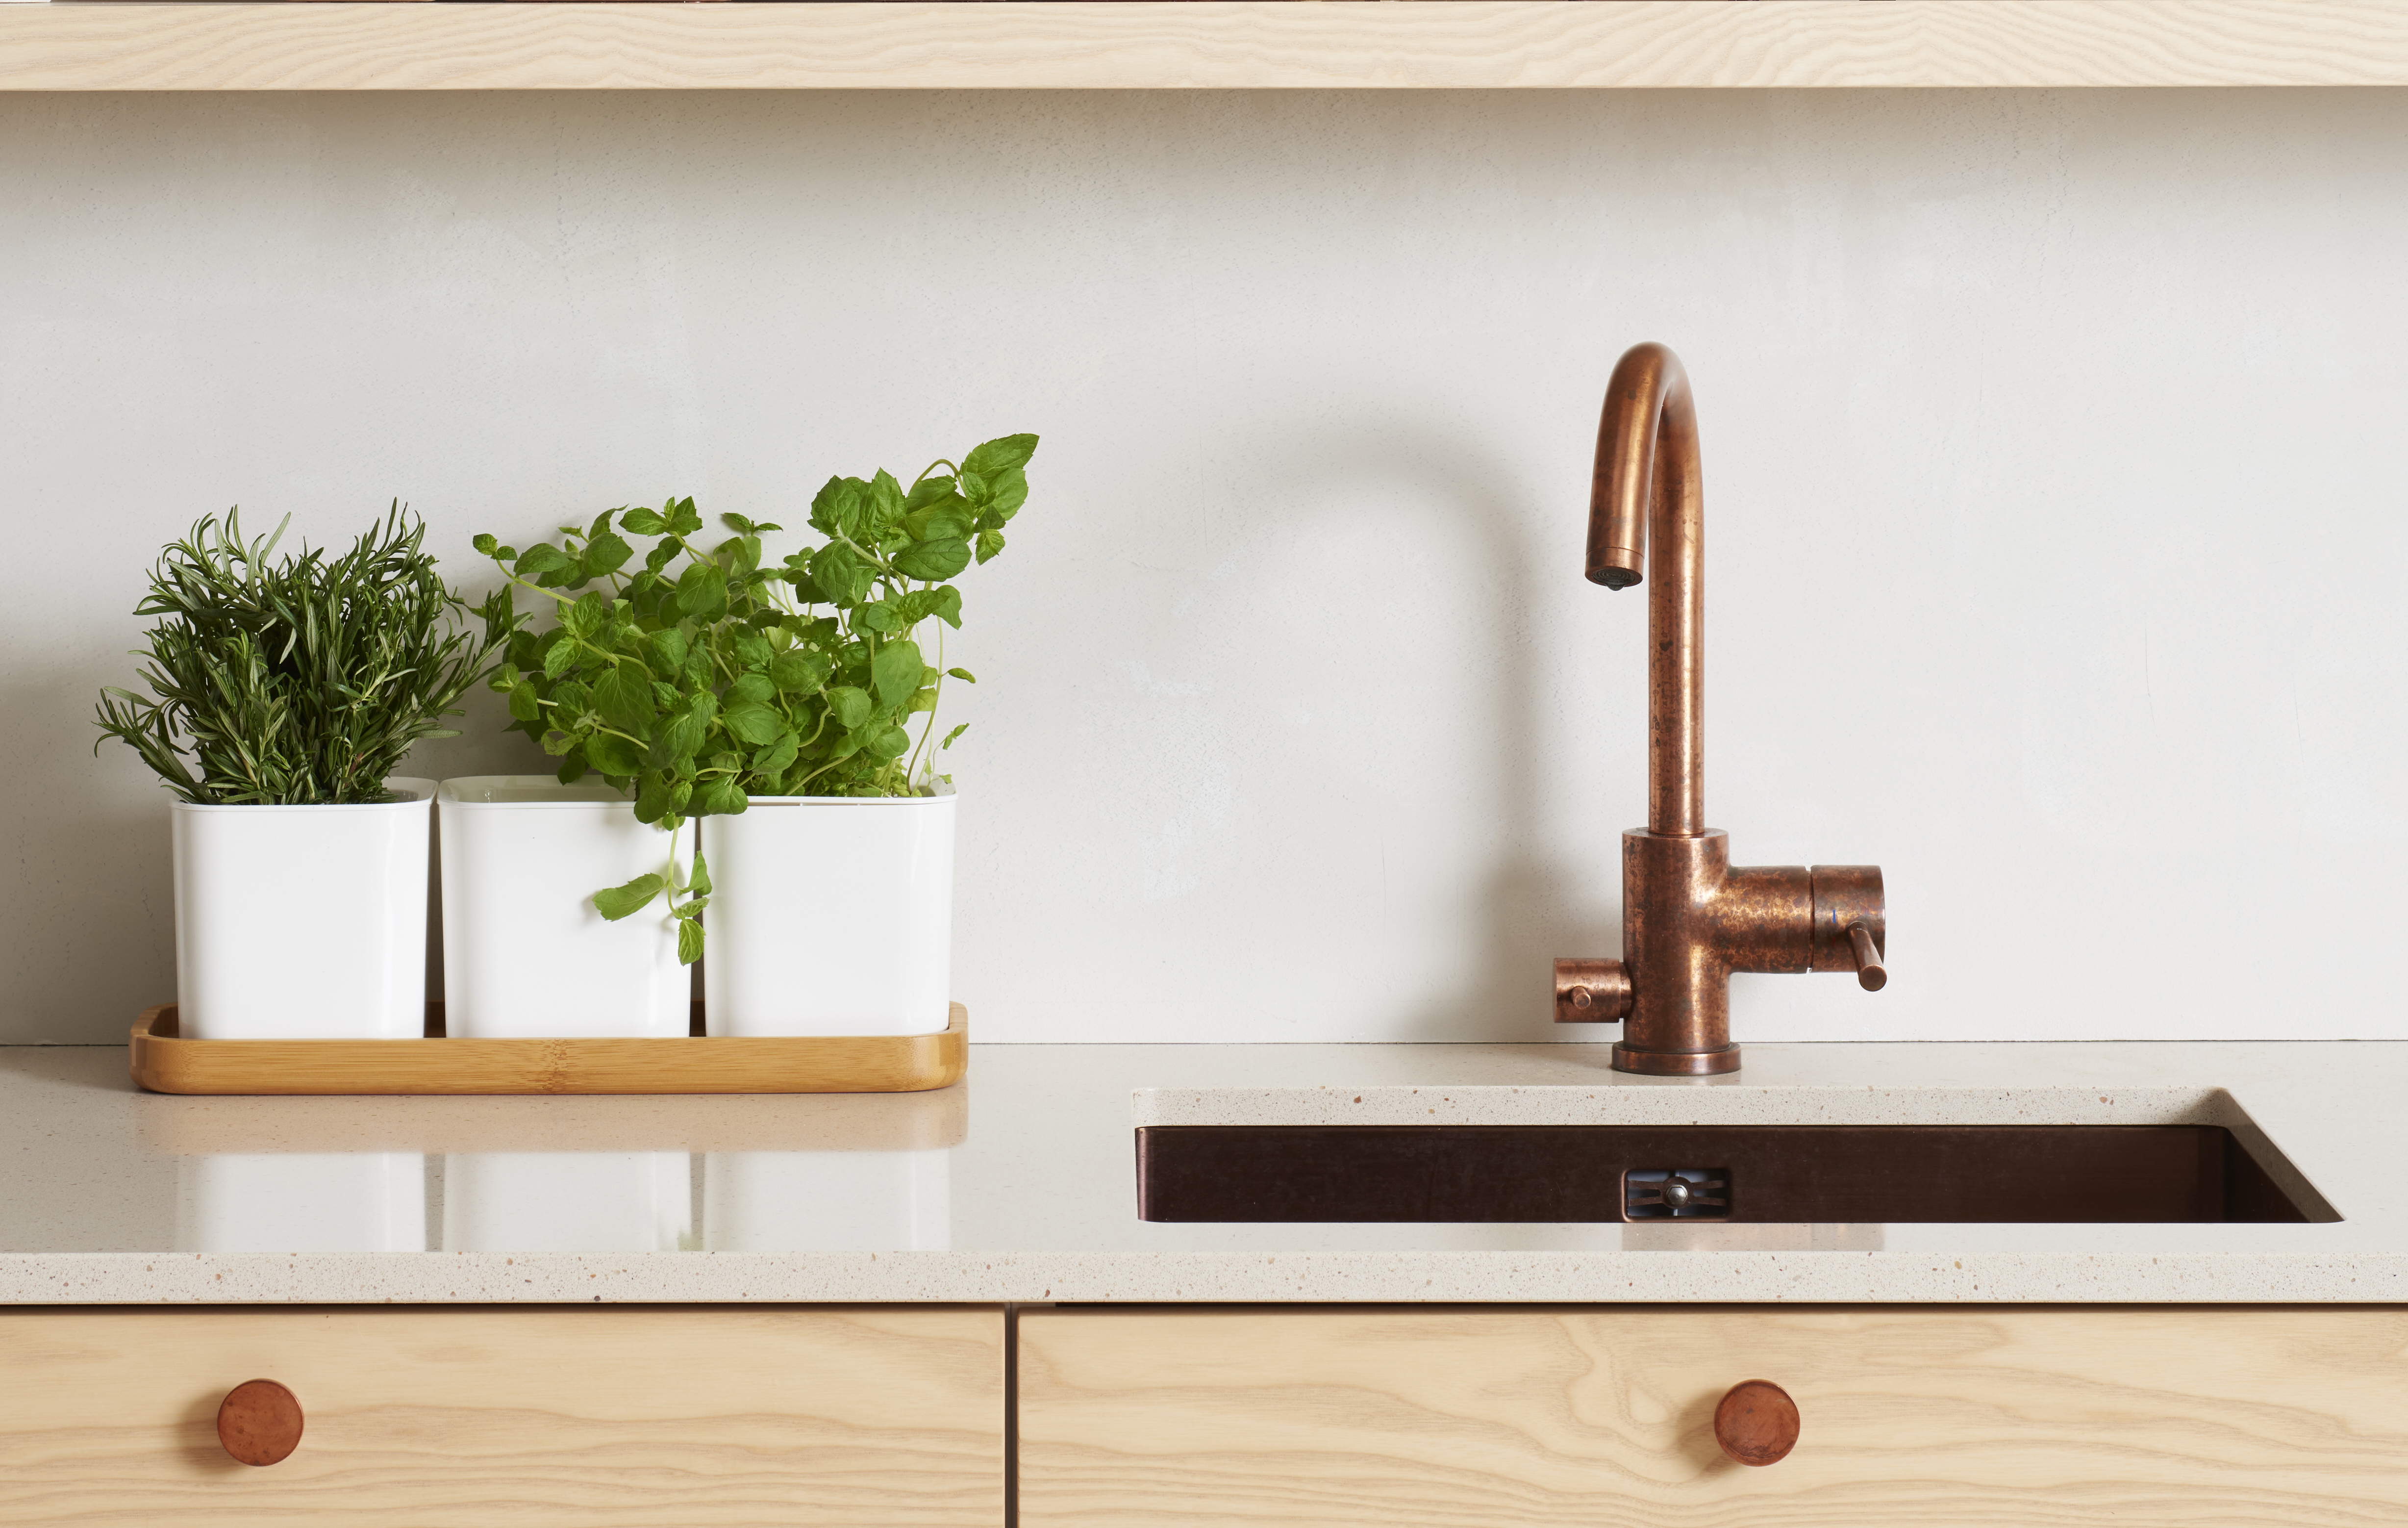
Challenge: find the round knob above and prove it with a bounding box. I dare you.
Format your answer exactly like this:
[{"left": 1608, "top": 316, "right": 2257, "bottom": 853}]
[
  {"left": 1713, "top": 1379, "right": 1799, "bottom": 1467},
  {"left": 217, "top": 1379, "right": 303, "bottom": 1466}
]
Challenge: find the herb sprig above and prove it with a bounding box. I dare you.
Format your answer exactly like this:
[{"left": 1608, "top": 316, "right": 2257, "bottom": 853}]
[
  {"left": 476, "top": 433, "right": 1033, "bottom": 961},
  {"left": 95, "top": 506, "right": 509, "bottom": 805}
]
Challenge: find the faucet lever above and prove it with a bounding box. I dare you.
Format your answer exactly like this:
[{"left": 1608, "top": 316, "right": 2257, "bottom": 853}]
[{"left": 1846, "top": 921, "right": 1886, "bottom": 992}]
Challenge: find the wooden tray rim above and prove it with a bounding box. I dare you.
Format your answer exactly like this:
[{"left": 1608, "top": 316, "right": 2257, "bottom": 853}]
[{"left": 130, "top": 1001, "right": 966, "bottom": 1097}]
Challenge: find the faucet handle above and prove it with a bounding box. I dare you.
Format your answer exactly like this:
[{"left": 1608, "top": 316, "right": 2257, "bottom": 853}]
[
  {"left": 1845, "top": 922, "right": 1886, "bottom": 992},
  {"left": 1554, "top": 958, "right": 1633, "bottom": 1023}
]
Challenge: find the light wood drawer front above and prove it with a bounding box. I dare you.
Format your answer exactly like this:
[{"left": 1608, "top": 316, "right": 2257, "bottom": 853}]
[
  {"left": 0, "top": 1306, "right": 1003, "bottom": 1527},
  {"left": 1019, "top": 1306, "right": 2408, "bottom": 1528}
]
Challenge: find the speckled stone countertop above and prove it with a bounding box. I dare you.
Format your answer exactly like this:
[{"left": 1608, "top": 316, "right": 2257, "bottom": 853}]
[{"left": 1, "top": 1040, "right": 2401, "bottom": 1304}]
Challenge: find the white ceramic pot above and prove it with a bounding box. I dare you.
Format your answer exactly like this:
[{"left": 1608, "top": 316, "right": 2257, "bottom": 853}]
[
  {"left": 437, "top": 776, "right": 691, "bottom": 1039},
  {"left": 702, "top": 1149, "right": 951, "bottom": 1251},
  {"left": 172, "top": 778, "right": 433, "bottom": 1041},
  {"left": 176, "top": 1152, "right": 426, "bottom": 1252},
  {"left": 698, "top": 789, "right": 956, "bottom": 1037},
  {"left": 441, "top": 1152, "right": 691, "bottom": 1252}
]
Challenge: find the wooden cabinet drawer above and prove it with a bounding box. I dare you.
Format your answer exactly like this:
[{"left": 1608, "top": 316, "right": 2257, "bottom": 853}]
[
  {"left": 1019, "top": 1305, "right": 2408, "bottom": 1527},
  {"left": 0, "top": 1305, "right": 1003, "bottom": 1527}
]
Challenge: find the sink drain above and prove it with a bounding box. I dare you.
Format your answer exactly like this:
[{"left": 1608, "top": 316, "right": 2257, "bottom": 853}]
[{"left": 1625, "top": 1168, "right": 1731, "bottom": 1219}]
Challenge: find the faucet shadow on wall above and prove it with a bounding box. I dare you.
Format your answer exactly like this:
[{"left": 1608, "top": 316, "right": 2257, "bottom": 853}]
[{"left": 1274, "top": 428, "right": 1619, "bottom": 1043}]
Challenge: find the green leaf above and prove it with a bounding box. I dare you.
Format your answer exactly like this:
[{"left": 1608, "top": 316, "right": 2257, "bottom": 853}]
[
  {"left": 963, "top": 433, "right": 1038, "bottom": 477},
  {"left": 729, "top": 626, "right": 773, "bottom": 668},
  {"left": 985, "top": 466, "right": 1029, "bottom": 524},
  {"left": 893, "top": 537, "right": 972, "bottom": 581},
  {"left": 810, "top": 477, "right": 866, "bottom": 539},
  {"left": 941, "top": 722, "right": 969, "bottom": 750},
  {"left": 677, "top": 917, "right": 704, "bottom": 966},
  {"left": 807, "top": 542, "right": 863, "bottom": 606},
  {"left": 620, "top": 506, "right": 667, "bottom": 535},
  {"left": 586, "top": 731, "right": 645, "bottom": 777},
  {"left": 688, "top": 849, "right": 712, "bottom": 898},
  {"left": 560, "top": 591, "right": 607, "bottom": 638},
  {"left": 946, "top": 667, "right": 977, "bottom": 683},
  {"left": 751, "top": 730, "right": 800, "bottom": 775},
  {"left": 505, "top": 684, "right": 543, "bottom": 723},
  {"left": 592, "top": 664, "right": 657, "bottom": 731},
  {"left": 871, "top": 639, "right": 925, "bottom": 706},
  {"left": 583, "top": 530, "right": 634, "bottom": 578},
  {"left": 828, "top": 687, "right": 871, "bottom": 729},
  {"left": 554, "top": 749, "right": 589, "bottom": 782},
  {"left": 867, "top": 470, "right": 906, "bottom": 528},
  {"left": 855, "top": 600, "right": 902, "bottom": 637},
  {"left": 472, "top": 532, "right": 500, "bottom": 557},
  {"left": 540, "top": 632, "right": 578, "bottom": 679},
  {"left": 675, "top": 562, "right": 728, "bottom": 620},
  {"left": 769, "top": 648, "right": 830, "bottom": 693},
  {"left": 694, "top": 775, "right": 748, "bottom": 816},
  {"left": 975, "top": 530, "right": 1006, "bottom": 565},
  {"left": 633, "top": 774, "right": 678, "bottom": 824},
  {"left": 867, "top": 724, "right": 912, "bottom": 760},
  {"left": 716, "top": 533, "right": 761, "bottom": 577},
  {"left": 929, "top": 586, "right": 963, "bottom": 628},
  {"left": 904, "top": 474, "right": 956, "bottom": 512},
  {"left": 726, "top": 672, "right": 776, "bottom": 708},
  {"left": 665, "top": 497, "right": 704, "bottom": 537},
  {"left": 924, "top": 505, "right": 976, "bottom": 540},
  {"left": 646, "top": 626, "right": 687, "bottom": 672},
  {"left": 905, "top": 686, "right": 938, "bottom": 715},
  {"left": 515, "top": 543, "right": 573, "bottom": 579},
  {"left": 722, "top": 703, "right": 785, "bottom": 745},
  {"left": 594, "top": 873, "right": 665, "bottom": 921}
]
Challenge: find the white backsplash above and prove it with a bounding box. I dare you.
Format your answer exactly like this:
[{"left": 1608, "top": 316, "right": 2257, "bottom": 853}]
[{"left": 4, "top": 88, "right": 2404, "bottom": 1044}]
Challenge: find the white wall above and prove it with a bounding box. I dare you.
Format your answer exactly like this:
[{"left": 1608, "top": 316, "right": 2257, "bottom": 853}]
[{"left": 4, "top": 88, "right": 2404, "bottom": 1046}]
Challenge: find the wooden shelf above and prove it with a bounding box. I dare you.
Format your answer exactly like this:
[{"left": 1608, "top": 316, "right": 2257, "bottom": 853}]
[{"left": 5, "top": 2, "right": 2408, "bottom": 92}]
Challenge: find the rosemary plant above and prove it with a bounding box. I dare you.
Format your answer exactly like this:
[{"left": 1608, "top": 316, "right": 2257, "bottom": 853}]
[{"left": 95, "top": 506, "right": 510, "bottom": 805}]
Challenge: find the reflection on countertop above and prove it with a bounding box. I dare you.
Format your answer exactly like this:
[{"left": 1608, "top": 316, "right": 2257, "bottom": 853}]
[
  {"left": 155, "top": 1083, "right": 967, "bottom": 1255},
  {"left": 0, "top": 1038, "right": 2402, "bottom": 1304}
]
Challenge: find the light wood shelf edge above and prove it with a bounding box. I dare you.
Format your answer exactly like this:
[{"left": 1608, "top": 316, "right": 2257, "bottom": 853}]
[{"left": 5, "top": 1, "right": 2408, "bottom": 93}]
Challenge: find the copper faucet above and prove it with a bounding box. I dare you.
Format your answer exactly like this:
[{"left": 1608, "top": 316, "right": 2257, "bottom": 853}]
[{"left": 1554, "top": 342, "right": 1885, "bottom": 1074}]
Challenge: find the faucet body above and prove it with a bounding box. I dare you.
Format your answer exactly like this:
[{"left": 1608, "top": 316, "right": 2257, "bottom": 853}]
[{"left": 1556, "top": 343, "right": 1885, "bottom": 1075}]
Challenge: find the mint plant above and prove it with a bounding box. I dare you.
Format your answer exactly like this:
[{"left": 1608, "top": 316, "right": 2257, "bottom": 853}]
[
  {"left": 476, "top": 433, "right": 1034, "bottom": 962},
  {"left": 96, "top": 507, "right": 509, "bottom": 805}
]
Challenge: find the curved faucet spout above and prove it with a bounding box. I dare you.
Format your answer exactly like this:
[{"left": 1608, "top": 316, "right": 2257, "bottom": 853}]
[{"left": 1585, "top": 341, "right": 1704, "bottom": 838}]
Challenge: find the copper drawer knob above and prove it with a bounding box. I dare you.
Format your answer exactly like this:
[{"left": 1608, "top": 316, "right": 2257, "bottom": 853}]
[
  {"left": 1713, "top": 1379, "right": 1799, "bottom": 1467},
  {"left": 217, "top": 1379, "right": 304, "bottom": 1466}
]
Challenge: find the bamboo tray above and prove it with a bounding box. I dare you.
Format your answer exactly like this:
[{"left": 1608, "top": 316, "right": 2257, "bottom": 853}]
[{"left": 129, "top": 1002, "right": 966, "bottom": 1096}]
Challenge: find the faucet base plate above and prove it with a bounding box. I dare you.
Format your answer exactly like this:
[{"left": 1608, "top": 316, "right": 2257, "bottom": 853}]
[{"left": 1612, "top": 1043, "right": 1741, "bottom": 1076}]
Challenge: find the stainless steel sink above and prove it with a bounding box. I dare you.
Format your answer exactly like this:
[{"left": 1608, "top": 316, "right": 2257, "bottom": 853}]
[{"left": 1135, "top": 1123, "right": 2330, "bottom": 1224}]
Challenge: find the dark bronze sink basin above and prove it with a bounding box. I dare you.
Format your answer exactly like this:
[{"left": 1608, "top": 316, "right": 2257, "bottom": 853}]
[{"left": 1136, "top": 1124, "right": 2324, "bottom": 1224}]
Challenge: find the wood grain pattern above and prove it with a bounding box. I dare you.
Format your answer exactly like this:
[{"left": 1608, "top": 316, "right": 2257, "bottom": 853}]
[
  {"left": 0, "top": 1305, "right": 1004, "bottom": 1527},
  {"left": 6, "top": 2, "right": 2408, "bottom": 92},
  {"left": 1019, "top": 1305, "right": 2408, "bottom": 1527},
  {"left": 129, "top": 1001, "right": 966, "bottom": 1095}
]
